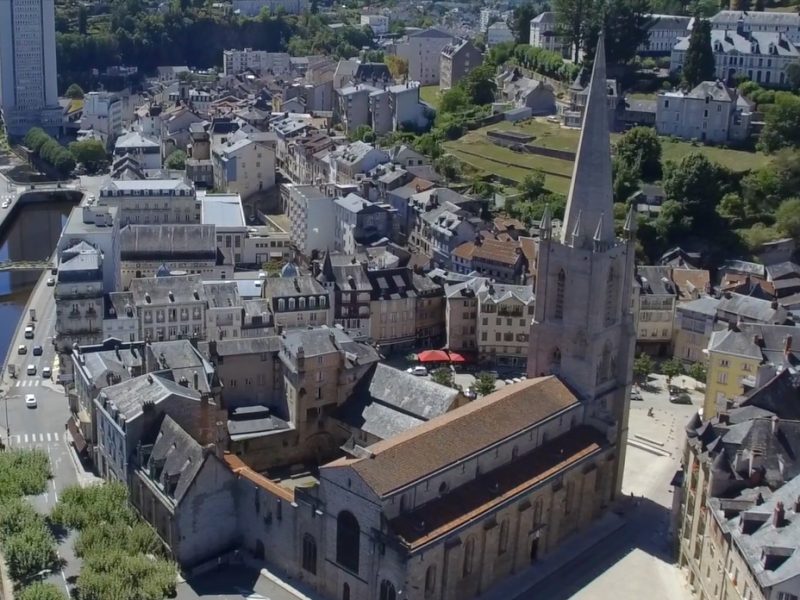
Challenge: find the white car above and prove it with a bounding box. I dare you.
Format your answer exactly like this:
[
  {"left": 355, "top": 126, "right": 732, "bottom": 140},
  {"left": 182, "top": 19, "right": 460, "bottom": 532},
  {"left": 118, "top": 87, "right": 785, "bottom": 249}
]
[
  {"left": 46, "top": 277, "right": 55, "bottom": 286},
  {"left": 406, "top": 366, "right": 428, "bottom": 376},
  {"left": 25, "top": 394, "right": 36, "bottom": 408},
  {"left": 26, "top": 364, "right": 36, "bottom": 376},
  {"left": 42, "top": 366, "right": 51, "bottom": 379},
  {"left": 1, "top": 201, "right": 9, "bottom": 209}
]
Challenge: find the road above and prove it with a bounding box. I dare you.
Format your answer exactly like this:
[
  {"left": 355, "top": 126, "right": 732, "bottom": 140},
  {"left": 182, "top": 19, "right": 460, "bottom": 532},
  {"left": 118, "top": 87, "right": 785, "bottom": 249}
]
[{"left": 1, "top": 268, "right": 81, "bottom": 597}]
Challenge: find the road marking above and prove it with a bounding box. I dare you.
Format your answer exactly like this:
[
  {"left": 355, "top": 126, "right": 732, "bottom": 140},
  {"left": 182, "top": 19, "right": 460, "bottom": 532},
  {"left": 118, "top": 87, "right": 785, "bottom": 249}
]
[
  {"left": 23, "top": 434, "right": 28, "bottom": 443},
  {"left": 46, "top": 433, "right": 51, "bottom": 442},
  {"left": 53, "top": 432, "right": 58, "bottom": 441}
]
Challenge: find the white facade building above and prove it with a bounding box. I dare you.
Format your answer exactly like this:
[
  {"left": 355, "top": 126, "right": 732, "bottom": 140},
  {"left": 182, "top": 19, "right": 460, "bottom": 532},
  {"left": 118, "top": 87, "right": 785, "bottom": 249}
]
[
  {"left": 395, "top": 28, "right": 454, "bottom": 86},
  {"left": 529, "top": 12, "right": 569, "bottom": 57},
  {"left": 211, "top": 137, "right": 276, "bottom": 200},
  {"left": 671, "top": 29, "right": 800, "bottom": 88},
  {"left": 57, "top": 205, "right": 121, "bottom": 293},
  {"left": 222, "top": 49, "right": 292, "bottom": 76},
  {"left": 638, "top": 14, "right": 693, "bottom": 55},
  {"left": 0, "top": 0, "right": 62, "bottom": 136},
  {"left": 710, "top": 10, "right": 800, "bottom": 45},
  {"left": 656, "top": 80, "right": 751, "bottom": 143},
  {"left": 360, "top": 14, "right": 389, "bottom": 35},
  {"left": 114, "top": 131, "right": 162, "bottom": 170},
  {"left": 285, "top": 184, "right": 336, "bottom": 257},
  {"left": 97, "top": 180, "right": 200, "bottom": 227},
  {"left": 81, "top": 92, "right": 124, "bottom": 146},
  {"left": 232, "top": 0, "right": 307, "bottom": 15},
  {"left": 487, "top": 22, "right": 515, "bottom": 47}
]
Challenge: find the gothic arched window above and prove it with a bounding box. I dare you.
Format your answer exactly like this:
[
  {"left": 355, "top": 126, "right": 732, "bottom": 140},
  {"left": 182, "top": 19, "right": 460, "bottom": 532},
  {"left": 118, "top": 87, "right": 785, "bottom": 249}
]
[
  {"left": 554, "top": 269, "right": 565, "bottom": 320},
  {"left": 302, "top": 533, "right": 317, "bottom": 574},
  {"left": 336, "top": 511, "right": 360, "bottom": 573},
  {"left": 498, "top": 518, "right": 510, "bottom": 554},
  {"left": 425, "top": 565, "right": 437, "bottom": 597},
  {"left": 604, "top": 266, "right": 617, "bottom": 326},
  {"left": 463, "top": 535, "right": 476, "bottom": 576},
  {"left": 379, "top": 580, "right": 396, "bottom": 600}
]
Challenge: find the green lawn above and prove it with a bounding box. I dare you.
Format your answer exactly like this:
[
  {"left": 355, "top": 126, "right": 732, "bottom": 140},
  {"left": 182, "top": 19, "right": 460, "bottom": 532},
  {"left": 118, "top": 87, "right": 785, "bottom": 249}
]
[
  {"left": 444, "top": 118, "right": 769, "bottom": 193},
  {"left": 420, "top": 85, "right": 441, "bottom": 110}
]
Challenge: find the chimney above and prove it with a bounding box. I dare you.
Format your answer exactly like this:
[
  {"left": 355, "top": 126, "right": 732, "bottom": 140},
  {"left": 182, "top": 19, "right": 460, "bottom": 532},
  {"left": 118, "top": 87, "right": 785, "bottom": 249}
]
[
  {"left": 772, "top": 300, "right": 779, "bottom": 309},
  {"left": 753, "top": 334, "right": 764, "bottom": 347},
  {"left": 193, "top": 370, "right": 199, "bottom": 390},
  {"left": 774, "top": 501, "right": 786, "bottom": 528},
  {"left": 718, "top": 412, "right": 730, "bottom": 425},
  {"left": 209, "top": 339, "right": 218, "bottom": 359}
]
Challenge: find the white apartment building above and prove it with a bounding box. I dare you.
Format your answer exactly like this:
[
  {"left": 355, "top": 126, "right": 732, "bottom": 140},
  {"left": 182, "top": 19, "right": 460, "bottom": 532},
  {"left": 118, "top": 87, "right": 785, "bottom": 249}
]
[
  {"left": 199, "top": 193, "right": 248, "bottom": 265},
  {"left": 223, "top": 49, "right": 292, "bottom": 76},
  {"left": 635, "top": 266, "right": 678, "bottom": 356},
  {"left": 262, "top": 276, "right": 331, "bottom": 330},
  {"left": 638, "top": 14, "right": 692, "bottom": 55},
  {"left": 710, "top": 9, "right": 800, "bottom": 44},
  {"left": 211, "top": 137, "right": 276, "bottom": 200},
  {"left": 128, "top": 275, "right": 208, "bottom": 342},
  {"left": 285, "top": 184, "right": 336, "bottom": 257},
  {"left": 487, "top": 22, "right": 515, "bottom": 47},
  {"left": 57, "top": 205, "right": 121, "bottom": 293},
  {"left": 657, "top": 80, "right": 751, "bottom": 143},
  {"left": 97, "top": 180, "right": 200, "bottom": 227},
  {"left": 232, "top": 0, "right": 307, "bottom": 15},
  {"left": 80, "top": 91, "right": 124, "bottom": 146},
  {"left": 529, "top": 12, "right": 569, "bottom": 57},
  {"left": 0, "top": 0, "right": 62, "bottom": 136},
  {"left": 395, "top": 28, "right": 455, "bottom": 85},
  {"left": 671, "top": 29, "right": 800, "bottom": 88},
  {"left": 55, "top": 242, "right": 106, "bottom": 349},
  {"left": 113, "top": 131, "right": 162, "bottom": 170},
  {"left": 330, "top": 141, "right": 389, "bottom": 184},
  {"left": 204, "top": 281, "right": 243, "bottom": 340},
  {"left": 360, "top": 14, "right": 389, "bottom": 35}
]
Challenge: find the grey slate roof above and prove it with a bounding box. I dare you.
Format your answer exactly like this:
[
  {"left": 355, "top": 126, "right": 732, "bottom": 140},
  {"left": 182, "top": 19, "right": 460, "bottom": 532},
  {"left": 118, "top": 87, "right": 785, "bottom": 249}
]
[
  {"left": 146, "top": 415, "right": 205, "bottom": 503},
  {"left": 262, "top": 276, "right": 326, "bottom": 298},
  {"left": 674, "top": 30, "right": 799, "bottom": 57},
  {"left": 202, "top": 336, "right": 282, "bottom": 357},
  {"left": 120, "top": 225, "right": 217, "bottom": 259},
  {"left": 129, "top": 275, "right": 206, "bottom": 307},
  {"left": 767, "top": 261, "right": 800, "bottom": 281},
  {"left": 337, "top": 363, "right": 460, "bottom": 440},
  {"left": 280, "top": 326, "right": 379, "bottom": 366},
  {"left": 677, "top": 296, "right": 721, "bottom": 317},
  {"left": 717, "top": 293, "right": 785, "bottom": 323},
  {"left": 101, "top": 373, "right": 202, "bottom": 421}
]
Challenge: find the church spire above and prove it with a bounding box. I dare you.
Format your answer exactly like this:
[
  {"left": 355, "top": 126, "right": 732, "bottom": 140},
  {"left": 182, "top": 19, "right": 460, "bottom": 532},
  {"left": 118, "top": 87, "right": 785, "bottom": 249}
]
[
  {"left": 570, "top": 209, "right": 583, "bottom": 246},
  {"left": 561, "top": 33, "right": 615, "bottom": 246},
  {"left": 539, "top": 204, "right": 552, "bottom": 240},
  {"left": 623, "top": 203, "right": 638, "bottom": 238},
  {"left": 593, "top": 212, "right": 607, "bottom": 250}
]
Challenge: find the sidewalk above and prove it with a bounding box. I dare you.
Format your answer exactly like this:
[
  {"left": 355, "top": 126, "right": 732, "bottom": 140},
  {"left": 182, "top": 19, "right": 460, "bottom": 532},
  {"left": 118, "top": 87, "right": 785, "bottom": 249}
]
[{"left": 477, "top": 511, "right": 627, "bottom": 600}]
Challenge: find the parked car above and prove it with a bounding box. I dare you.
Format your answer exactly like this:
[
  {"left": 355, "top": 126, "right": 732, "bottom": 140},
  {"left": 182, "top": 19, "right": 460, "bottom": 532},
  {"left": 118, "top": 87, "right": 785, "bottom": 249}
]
[
  {"left": 26, "top": 364, "right": 36, "bottom": 376},
  {"left": 406, "top": 366, "right": 428, "bottom": 376},
  {"left": 630, "top": 388, "right": 643, "bottom": 401},
  {"left": 25, "top": 394, "right": 37, "bottom": 408},
  {"left": 42, "top": 366, "right": 51, "bottom": 379},
  {"left": 669, "top": 392, "right": 692, "bottom": 405},
  {"left": 46, "top": 277, "right": 55, "bottom": 286},
  {"left": 32, "top": 345, "right": 43, "bottom": 356},
  {"left": 17, "top": 345, "right": 27, "bottom": 355}
]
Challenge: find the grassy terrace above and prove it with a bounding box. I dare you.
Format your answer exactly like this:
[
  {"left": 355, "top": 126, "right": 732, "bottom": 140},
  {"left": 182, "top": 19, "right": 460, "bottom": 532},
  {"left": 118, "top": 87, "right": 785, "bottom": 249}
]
[
  {"left": 420, "top": 85, "right": 441, "bottom": 110},
  {"left": 443, "top": 118, "right": 770, "bottom": 193}
]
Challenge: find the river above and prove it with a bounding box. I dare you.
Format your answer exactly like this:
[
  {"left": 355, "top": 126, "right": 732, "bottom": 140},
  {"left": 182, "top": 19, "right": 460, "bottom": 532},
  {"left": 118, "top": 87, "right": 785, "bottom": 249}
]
[{"left": 0, "top": 201, "right": 74, "bottom": 364}]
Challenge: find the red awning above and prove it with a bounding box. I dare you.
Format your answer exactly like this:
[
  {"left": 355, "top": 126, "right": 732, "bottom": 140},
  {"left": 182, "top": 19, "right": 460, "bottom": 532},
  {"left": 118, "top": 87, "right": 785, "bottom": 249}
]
[
  {"left": 67, "top": 419, "right": 88, "bottom": 456},
  {"left": 417, "top": 349, "right": 450, "bottom": 363},
  {"left": 448, "top": 351, "right": 467, "bottom": 363}
]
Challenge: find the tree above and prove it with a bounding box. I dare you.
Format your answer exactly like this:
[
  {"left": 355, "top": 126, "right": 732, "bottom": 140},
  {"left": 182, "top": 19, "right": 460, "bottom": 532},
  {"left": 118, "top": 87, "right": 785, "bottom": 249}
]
[
  {"left": 439, "top": 86, "right": 471, "bottom": 113},
  {"left": 554, "top": 0, "right": 594, "bottom": 62},
  {"left": 688, "top": 362, "right": 707, "bottom": 384},
  {"left": 581, "top": 0, "right": 653, "bottom": 65},
  {"left": 77, "top": 5, "right": 88, "bottom": 35},
  {"left": 632, "top": 353, "right": 653, "bottom": 382},
  {"left": 787, "top": 62, "right": 800, "bottom": 92},
  {"left": 473, "top": 372, "right": 497, "bottom": 396},
  {"left": 682, "top": 19, "right": 715, "bottom": 88},
  {"left": 519, "top": 171, "right": 547, "bottom": 202},
  {"left": 164, "top": 149, "right": 187, "bottom": 170},
  {"left": 384, "top": 55, "right": 408, "bottom": 80},
  {"left": 512, "top": 2, "right": 537, "bottom": 44},
  {"left": 612, "top": 159, "right": 639, "bottom": 204},
  {"left": 462, "top": 64, "right": 497, "bottom": 105},
  {"left": 431, "top": 367, "right": 455, "bottom": 388},
  {"left": 69, "top": 139, "right": 106, "bottom": 168},
  {"left": 614, "top": 127, "right": 662, "bottom": 180},
  {"left": 759, "top": 92, "right": 800, "bottom": 153},
  {"left": 663, "top": 153, "right": 725, "bottom": 221},
  {"left": 718, "top": 192, "right": 748, "bottom": 226},
  {"left": 18, "top": 582, "right": 66, "bottom": 600},
  {"left": 775, "top": 198, "right": 800, "bottom": 240},
  {"left": 65, "top": 83, "right": 84, "bottom": 99},
  {"left": 661, "top": 357, "right": 685, "bottom": 387},
  {"left": 435, "top": 154, "right": 461, "bottom": 182}
]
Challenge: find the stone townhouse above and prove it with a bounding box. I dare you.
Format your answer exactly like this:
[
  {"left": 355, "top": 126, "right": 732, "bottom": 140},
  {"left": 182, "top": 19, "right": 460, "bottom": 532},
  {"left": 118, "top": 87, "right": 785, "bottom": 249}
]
[
  {"left": 128, "top": 274, "right": 209, "bottom": 342},
  {"left": 96, "top": 179, "right": 201, "bottom": 227},
  {"left": 440, "top": 40, "right": 483, "bottom": 91},
  {"left": 262, "top": 276, "right": 332, "bottom": 330}
]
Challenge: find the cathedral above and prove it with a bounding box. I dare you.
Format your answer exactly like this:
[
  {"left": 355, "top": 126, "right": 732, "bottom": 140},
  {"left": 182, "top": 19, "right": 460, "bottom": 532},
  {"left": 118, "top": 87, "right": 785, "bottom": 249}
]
[{"left": 216, "top": 35, "right": 638, "bottom": 600}]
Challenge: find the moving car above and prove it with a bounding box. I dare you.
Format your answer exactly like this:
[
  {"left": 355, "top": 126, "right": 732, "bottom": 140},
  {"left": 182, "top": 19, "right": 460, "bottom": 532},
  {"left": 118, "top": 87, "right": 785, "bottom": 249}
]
[
  {"left": 1, "top": 201, "right": 9, "bottom": 209},
  {"left": 406, "top": 366, "right": 428, "bottom": 376},
  {"left": 32, "top": 345, "right": 43, "bottom": 356},
  {"left": 46, "top": 277, "right": 55, "bottom": 286},
  {"left": 25, "top": 394, "right": 36, "bottom": 408},
  {"left": 17, "top": 345, "right": 26, "bottom": 355},
  {"left": 26, "top": 364, "right": 36, "bottom": 376},
  {"left": 24, "top": 326, "right": 34, "bottom": 339},
  {"left": 42, "top": 366, "right": 51, "bottom": 379}
]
